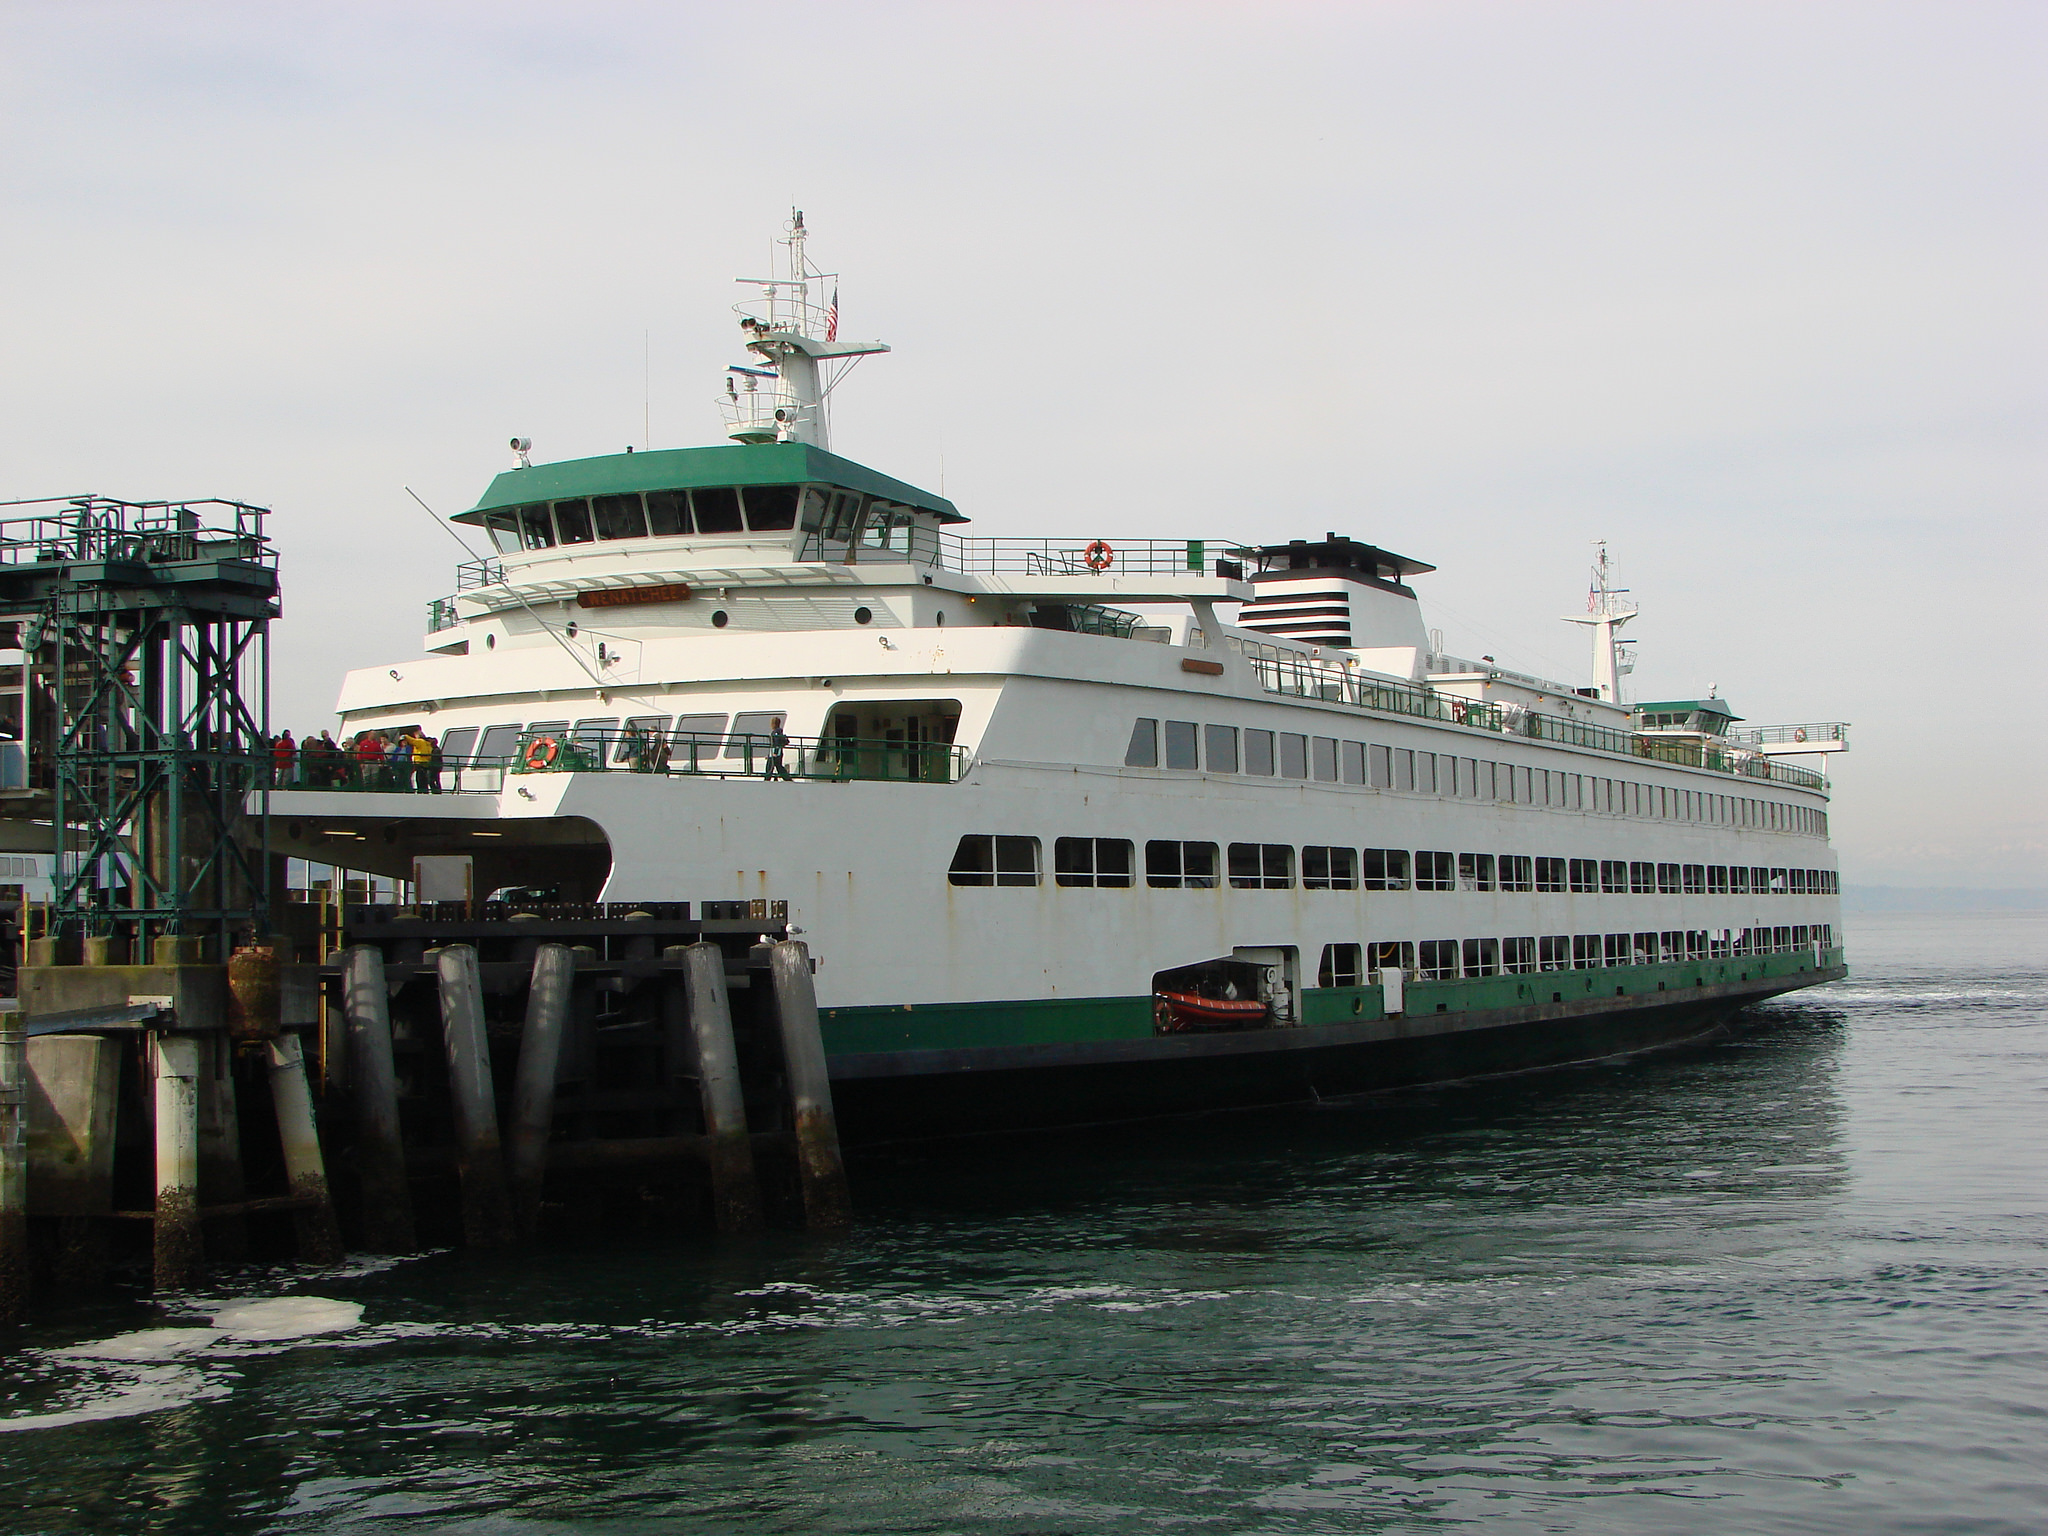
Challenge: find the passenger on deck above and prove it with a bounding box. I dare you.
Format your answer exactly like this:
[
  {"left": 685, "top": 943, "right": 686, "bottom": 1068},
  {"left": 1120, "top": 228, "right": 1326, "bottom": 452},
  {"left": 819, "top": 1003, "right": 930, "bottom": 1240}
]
[
  {"left": 765, "top": 718, "right": 795, "bottom": 782},
  {"left": 272, "top": 730, "right": 296, "bottom": 786},
  {"left": 354, "top": 731, "right": 385, "bottom": 789},
  {"left": 410, "top": 730, "right": 437, "bottom": 793},
  {"left": 386, "top": 733, "right": 412, "bottom": 790}
]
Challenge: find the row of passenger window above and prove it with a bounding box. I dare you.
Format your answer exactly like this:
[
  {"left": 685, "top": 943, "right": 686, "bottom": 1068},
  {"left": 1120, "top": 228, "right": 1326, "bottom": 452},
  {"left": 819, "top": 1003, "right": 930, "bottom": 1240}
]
[
  {"left": 947, "top": 835, "right": 1840, "bottom": 896},
  {"left": 1124, "top": 717, "right": 1827, "bottom": 838},
  {"left": 1318, "top": 924, "right": 1837, "bottom": 985}
]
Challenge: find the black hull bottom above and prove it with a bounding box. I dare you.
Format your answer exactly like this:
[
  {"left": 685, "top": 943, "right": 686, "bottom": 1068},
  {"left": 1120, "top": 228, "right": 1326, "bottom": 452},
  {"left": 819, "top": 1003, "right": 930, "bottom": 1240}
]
[{"left": 830, "top": 969, "right": 1840, "bottom": 1144}]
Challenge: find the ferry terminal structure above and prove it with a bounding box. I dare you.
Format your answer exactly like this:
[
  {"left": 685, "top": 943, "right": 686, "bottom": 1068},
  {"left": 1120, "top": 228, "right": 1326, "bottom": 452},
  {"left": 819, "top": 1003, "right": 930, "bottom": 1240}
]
[{"left": 270, "top": 215, "right": 1847, "bottom": 1139}]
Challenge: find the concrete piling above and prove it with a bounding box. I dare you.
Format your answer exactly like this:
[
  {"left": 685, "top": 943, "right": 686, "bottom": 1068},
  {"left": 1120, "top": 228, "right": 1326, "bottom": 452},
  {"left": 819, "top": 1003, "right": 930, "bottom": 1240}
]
[
  {"left": 678, "top": 942, "right": 761, "bottom": 1232},
  {"left": 342, "top": 944, "right": 415, "bottom": 1252},
  {"left": 0, "top": 1010, "right": 26, "bottom": 1323},
  {"left": 152, "top": 1034, "right": 204, "bottom": 1291},
  {"left": 766, "top": 940, "right": 850, "bottom": 1231},
  {"left": 266, "top": 1033, "right": 344, "bottom": 1264},
  {"left": 507, "top": 943, "right": 573, "bottom": 1237},
  {"left": 434, "top": 944, "right": 515, "bottom": 1247},
  {"left": 196, "top": 1035, "right": 249, "bottom": 1262}
]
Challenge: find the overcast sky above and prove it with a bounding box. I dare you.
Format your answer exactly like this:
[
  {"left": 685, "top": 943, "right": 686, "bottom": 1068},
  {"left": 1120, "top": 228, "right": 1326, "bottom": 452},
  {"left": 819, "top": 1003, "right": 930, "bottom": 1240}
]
[{"left": 2, "top": 2, "right": 2040, "bottom": 886}]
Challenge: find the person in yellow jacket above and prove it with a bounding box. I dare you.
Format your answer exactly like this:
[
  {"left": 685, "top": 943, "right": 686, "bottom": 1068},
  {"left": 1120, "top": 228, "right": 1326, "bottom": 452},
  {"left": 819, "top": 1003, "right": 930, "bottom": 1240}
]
[{"left": 406, "top": 729, "right": 438, "bottom": 794}]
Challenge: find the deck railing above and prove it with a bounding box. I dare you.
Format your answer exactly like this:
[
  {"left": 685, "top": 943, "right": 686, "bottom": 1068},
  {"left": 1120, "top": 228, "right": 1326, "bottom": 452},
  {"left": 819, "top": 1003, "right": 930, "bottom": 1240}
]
[
  {"left": 270, "top": 731, "right": 967, "bottom": 795},
  {"left": 1726, "top": 722, "right": 1850, "bottom": 749},
  {"left": 932, "top": 535, "right": 1253, "bottom": 579},
  {"left": 1243, "top": 645, "right": 1829, "bottom": 790}
]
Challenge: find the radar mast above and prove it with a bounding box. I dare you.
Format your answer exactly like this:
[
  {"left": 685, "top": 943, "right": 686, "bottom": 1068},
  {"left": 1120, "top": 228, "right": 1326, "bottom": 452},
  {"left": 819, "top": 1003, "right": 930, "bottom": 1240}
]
[{"left": 1561, "top": 541, "right": 1638, "bottom": 703}]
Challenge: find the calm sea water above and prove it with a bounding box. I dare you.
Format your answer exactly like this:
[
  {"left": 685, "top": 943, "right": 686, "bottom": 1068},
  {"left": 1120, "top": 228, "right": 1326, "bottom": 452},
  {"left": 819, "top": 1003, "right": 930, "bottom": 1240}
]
[{"left": 1, "top": 912, "right": 2042, "bottom": 1534}]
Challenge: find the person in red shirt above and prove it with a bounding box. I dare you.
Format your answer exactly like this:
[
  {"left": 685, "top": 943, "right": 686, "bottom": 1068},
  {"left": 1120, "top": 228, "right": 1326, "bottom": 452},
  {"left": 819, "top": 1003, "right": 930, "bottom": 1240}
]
[
  {"left": 353, "top": 731, "right": 385, "bottom": 790},
  {"left": 271, "top": 730, "right": 296, "bottom": 787}
]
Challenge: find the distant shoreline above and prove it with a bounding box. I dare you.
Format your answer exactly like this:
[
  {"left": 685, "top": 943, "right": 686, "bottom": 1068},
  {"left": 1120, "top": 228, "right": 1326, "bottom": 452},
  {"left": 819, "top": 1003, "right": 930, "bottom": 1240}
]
[{"left": 1842, "top": 887, "right": 2047, "bottom": 914}]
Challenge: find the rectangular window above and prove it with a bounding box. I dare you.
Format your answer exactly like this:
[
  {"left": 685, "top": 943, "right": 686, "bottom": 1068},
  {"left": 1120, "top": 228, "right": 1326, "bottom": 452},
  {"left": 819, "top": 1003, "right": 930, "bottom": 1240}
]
[
  {"left": 726, "top": 710, "right": 782, "bottom": 759},
  {"left": 948, "top": 834, "right": 1040, "bottom": 887},
  {"left": 1457, "top": 852, "right": 1495, "bottom": 892},
  {"left": 743, "top": 485, "right": 800, "bottom": 531},
  {"left": 1363, "top": 848, "right": 1411, "bottom": 890},
  {"left": 667, "top": 713, "right": 728, "bottom": 769},
  {"left": 1538, "top": 935, "right": 1571, "bottom": 972},
  {"left": 1769, "top": 867, "right": 1787, "bottom": 894},
  {"left": 570, "top": 716, "right": 618, "bottom": 763},
  {"left": 1682, "top": 864, "right": 1705, "bottom": 895},
  {"left": 440, "top": 726, "right": 480, "bottom": 764},
  {"left": 612, "top": 715, "right": 669, "bottom": 765},
  {"left": 1395, "top": 749, "right": 1415, "bottom": 792},
  {"left": 1634, "top": 932, "right": 1657, "bottom": 965},
  {"left": 1532, "top": 856, "right": 1564, "bottom": 893},
  {"left": 1573, "top": 935, "right": 1603, "bottom": 969},
  {"left": 1145, "top": 839, "right": 1219, "bottom": 889},
  {"left": 1630, "top": 861, "right": 1655, "bottom": 895},
  {"left": 1318, "top": 943, "right": 1364, "bottom": 988},
  {"left": 1707, "top": 865, "right": 1729, "bottom": 895},
  {"left": 645, "top": 488, "right": 690, "bottom": 538},
  {"left": 1369, "top": 940, "right": 1415, "bottom": 974},
  {"left": 1789, "top": 868, "right": 1808, "bottom": 894},
  {"left": 591, "top": 493, "right": 647, "bottom": 541},
  {"left": 1600, "top": 859, "right": 1627, "bottom": 895},
  {"left": 1503, "top": 937, "right": 1537, "bottom": 974},
  {"left": 1416, "top": 752, "right": 1438, "bottom": 794},
  {"left": 691, "top": 486, "right": 744, "bottom": 534},
  {"left": 1516, "top": 765, "right": 1533, "bottom": 803},
  {"left": 1205, "top": 724, "right": 1239, "bottom": 773},
  {"left": 1341, "top": 740, "right": 1367, "bottom": 785},
  {"left": 1311, "top": 736, "right": 1339, "bottom": 782},
  {"left": 1228, "top": 842, "right": 1293, "bottom": 890},
  {"left": 1303, "top": 846, "right": 1359, "bottom": 890},
  {"left": 1418, "top": 939, "right": 1459, "bottom": 981},
  {"left": 1462, "top": 937, "right": 1500, "bottom": 978},
  {"left": 553, "top": 498, "right": 595, "bottom": 544},
  {"left": 1279, "top": 733, "right": 1308, "bottom": 780},
  {"left": 1369, "top": 744, "right": 1393, "bottom": 788},
  {"left": 1124, "top": 719, "right": 1159, "bottom": 767},
  {"left": 1656, "top": 862, "right": 1680, "bottom": 895},
  {"left": 1054, "top": 837, "right": 1134, "bottom": 888},
  {"left": 1605, "top": 933, "right": 1631, "bottom": 966},
  {"left": 1415, "top": 850, "right": 1454, "bottom": 891},
  {"left": 1243, "top": 729, "right": 1275, "bottom": 776},
  {"left": 1569, "top": 858, "right": 1598, "bottom": 894},
  {"left": 518, "top": 505, "right": 557, "bottom": 549},
  {"left": 1164, "top": 720, "right": 1199, "bottom": 770},
  {"left": 1500, "top": 855, "right": 1535, "bottom": 892},
  {"left": 1730, "top": 866, "right": 1751, "bottom": 895}
]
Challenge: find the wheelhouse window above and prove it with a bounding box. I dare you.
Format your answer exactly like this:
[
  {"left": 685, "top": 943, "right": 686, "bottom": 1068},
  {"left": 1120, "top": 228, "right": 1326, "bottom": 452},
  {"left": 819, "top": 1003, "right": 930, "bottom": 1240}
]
[
  {"left": 482, "top": 510, "right": 523, "bottom": 553},
  {"left": 692, "top": 487, "right": 744, "bottom": 534},
  {"left": 949, "top": 835, "right": 1041, "bottom": 887},
  {"left": 1303, "top": 846, "right": 1358, "bottom": 890},
  {"left": 519, "top": 506, "right": 556, "bottom": 549},
  {"left": 553, "top": 499, "right": 595, "bottom": 544},
  {"left": 744, "top": 485, "right": 800, "bottom": 531},
  {"left": 646, "top": 489, "right": 690, "bottom": 537},
  {"left": 1145, "top": 840, "right": 1218, "bottom": 889},
  {"left": 1227, "top": 842, "right": 1293, "bottom": 890},
  {"left": 591, "top": 494, "right": 647, "bottom": 541},
  {"left": 1054, "top": 837, "right": 1134, "bottom": 888}
]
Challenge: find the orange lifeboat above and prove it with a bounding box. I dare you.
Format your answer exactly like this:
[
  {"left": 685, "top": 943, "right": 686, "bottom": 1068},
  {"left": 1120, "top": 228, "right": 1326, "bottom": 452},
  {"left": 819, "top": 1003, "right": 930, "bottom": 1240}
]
[{"left": 1154, "top": 989, "right": 1269, "bottom": 1032}]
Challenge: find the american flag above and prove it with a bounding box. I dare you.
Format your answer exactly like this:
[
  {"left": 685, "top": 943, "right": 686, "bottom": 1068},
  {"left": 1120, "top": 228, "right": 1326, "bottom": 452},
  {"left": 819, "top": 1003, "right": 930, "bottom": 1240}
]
[{"left": 826, "top": 286, "right": 839, "bottom": 342}]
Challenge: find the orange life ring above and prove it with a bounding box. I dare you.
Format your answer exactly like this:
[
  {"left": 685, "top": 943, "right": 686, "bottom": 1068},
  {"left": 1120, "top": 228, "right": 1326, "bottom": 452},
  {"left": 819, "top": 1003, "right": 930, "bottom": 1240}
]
[
  {"left": 1793, "top": 727, "right": 1807, "bottom": 743},
  {"left": 1084, "top": 539, "right": 1114, "bottom": 572},
  {"left": 523, "top": 735, "right": 560, "bottom": 771}
]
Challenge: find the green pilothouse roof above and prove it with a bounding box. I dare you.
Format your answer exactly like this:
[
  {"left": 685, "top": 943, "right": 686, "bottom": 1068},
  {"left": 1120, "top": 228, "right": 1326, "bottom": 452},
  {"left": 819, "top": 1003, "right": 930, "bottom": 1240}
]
[{"left": 458, "top": 443, "right": 965, "bottom": 525}]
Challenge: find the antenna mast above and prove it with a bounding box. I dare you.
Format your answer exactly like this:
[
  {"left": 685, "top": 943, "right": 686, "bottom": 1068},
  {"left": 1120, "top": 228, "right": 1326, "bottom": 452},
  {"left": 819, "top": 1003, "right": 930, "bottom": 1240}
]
[
  {"left": 719, "top": 210, "right": 889, "bottom": 452},
  {"left": 1561, "top": 541, "right": 1638, "bottom": 703}
]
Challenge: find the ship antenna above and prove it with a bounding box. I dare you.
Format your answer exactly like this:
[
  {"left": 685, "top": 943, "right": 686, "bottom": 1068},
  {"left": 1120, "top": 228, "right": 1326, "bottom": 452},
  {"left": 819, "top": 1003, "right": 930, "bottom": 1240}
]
[
  {"left": 1560, "top": 539, "right": 1639, "bottom": 704},
  {"left": 719, "top": 213, "right": 890, "bottom": 451}
]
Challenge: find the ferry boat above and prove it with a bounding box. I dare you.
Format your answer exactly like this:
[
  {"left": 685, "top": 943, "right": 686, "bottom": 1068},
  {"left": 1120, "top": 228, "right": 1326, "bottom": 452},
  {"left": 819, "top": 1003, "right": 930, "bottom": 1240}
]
[{"left": 272, "top": 214, "right": 1847, "bottom": 1140}]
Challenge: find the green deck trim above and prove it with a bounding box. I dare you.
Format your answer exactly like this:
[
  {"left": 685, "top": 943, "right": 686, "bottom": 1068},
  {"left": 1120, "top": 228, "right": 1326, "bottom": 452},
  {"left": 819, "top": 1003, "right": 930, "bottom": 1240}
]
[
  {"left": 821, "top": 948, "right": 1844, "bottom": 1057},
  {"left": 461, "top": 443, "right": 963, "bottom": 522}
]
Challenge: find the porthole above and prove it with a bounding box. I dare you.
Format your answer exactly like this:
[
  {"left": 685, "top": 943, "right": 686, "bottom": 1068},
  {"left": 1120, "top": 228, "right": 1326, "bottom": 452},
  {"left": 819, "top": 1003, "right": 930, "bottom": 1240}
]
[
  {"left": 485, "top": 633, "right": 496, "bottom": 649},
  {"left": 936, "top": 611, "right": 946, "bottom": 627},
  {"left": 565, "top": 621, "right": 578, "bottom": 638},
  {"left": 712, "top": 610, "right": 729, "bottom": 629},
  {"left": 854, "top": 607, "right": 873, "bottom": 625}
]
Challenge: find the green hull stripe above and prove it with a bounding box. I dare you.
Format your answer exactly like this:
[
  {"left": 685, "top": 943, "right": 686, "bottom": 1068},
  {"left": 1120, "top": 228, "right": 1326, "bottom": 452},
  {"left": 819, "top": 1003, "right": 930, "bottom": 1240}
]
[{"left": 821, "top": 949, "right": 1843, "bottom": 1058}]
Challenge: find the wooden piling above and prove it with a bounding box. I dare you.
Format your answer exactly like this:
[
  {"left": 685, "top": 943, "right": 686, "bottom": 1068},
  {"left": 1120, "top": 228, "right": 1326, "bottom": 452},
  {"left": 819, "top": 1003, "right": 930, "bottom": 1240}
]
[
  {"left": 0, "top": 1010, "right": 26, "bottom": 1323},
  {"left": 434, "top": 944, "right": 515, "bottom": 1247},
  {"left": 265, "top": 1033, "right": 344, "bottom": 1263},
  {"left": 677, "top": 943, "right": 761, "bottom": 1232},
  {"left": 341, "top": 944, "right": 415, "bottom": 1252},
  {"left": 766, "top": 940, "right": 850, "bottom": 1230},
  {"left": 507, "top": 943, "right": 573, "bottom": 1237},
  {"left": 152, "top": 1034, "right": 205, "bottom": 1291}
]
